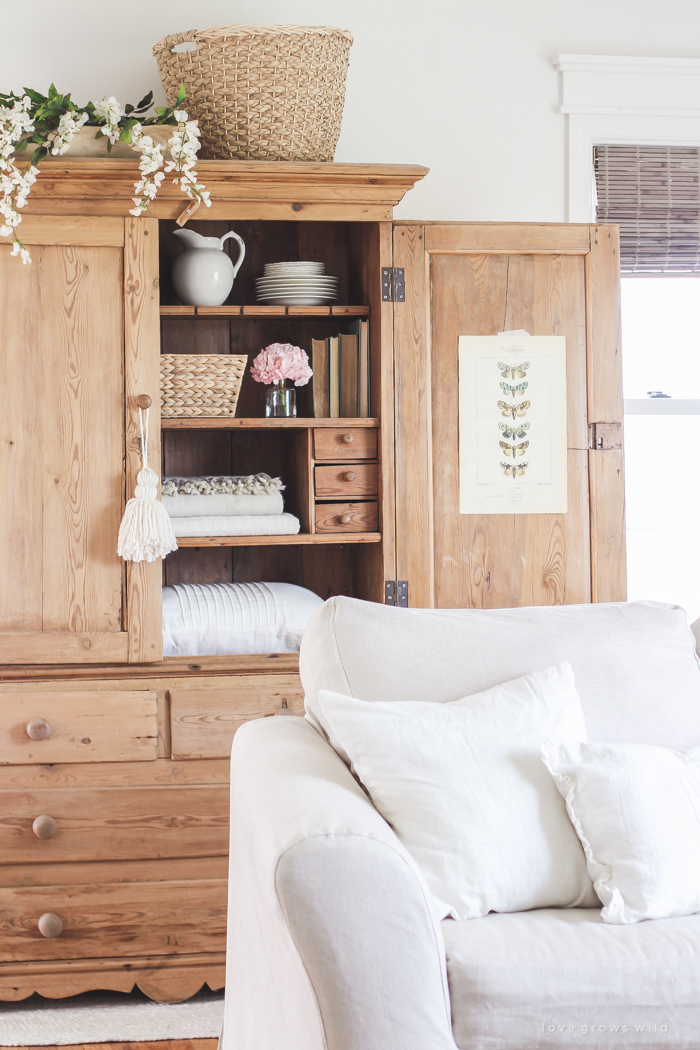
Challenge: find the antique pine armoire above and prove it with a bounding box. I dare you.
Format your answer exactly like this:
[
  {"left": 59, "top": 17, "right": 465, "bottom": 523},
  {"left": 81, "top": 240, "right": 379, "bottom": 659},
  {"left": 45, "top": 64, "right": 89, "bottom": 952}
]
[{"left": 0, "top": 158, "right": 625, "bottom": 1002}]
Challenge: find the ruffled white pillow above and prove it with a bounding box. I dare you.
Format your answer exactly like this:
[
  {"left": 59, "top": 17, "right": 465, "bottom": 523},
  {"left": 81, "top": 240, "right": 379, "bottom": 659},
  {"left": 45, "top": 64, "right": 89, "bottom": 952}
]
[
  {"left": 543, "top": 740, "right": 700, "bottom": 924},
  {"left": 306, "top": 662, "right": 598, "bottom": 920}
]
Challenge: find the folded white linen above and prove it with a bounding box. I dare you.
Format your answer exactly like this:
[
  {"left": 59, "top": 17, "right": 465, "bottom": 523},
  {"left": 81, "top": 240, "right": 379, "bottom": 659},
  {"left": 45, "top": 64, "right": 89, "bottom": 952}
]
[
  {"left": 162, "top": 581, "right": 323, "bottom": 656},
  {"left": 161, "top": 492, "right": 285, "bottom": 517},
  {"left": 162, "top": 474, "right": 283, "bottom": 496},
  {"left": 170, "top": 513, "right": 300, "bottom": 537}
]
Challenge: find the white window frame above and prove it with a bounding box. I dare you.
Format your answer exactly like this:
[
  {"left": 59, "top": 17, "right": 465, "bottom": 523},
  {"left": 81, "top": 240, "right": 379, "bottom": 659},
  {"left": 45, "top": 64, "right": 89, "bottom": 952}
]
[{"left": 552, "top": 54, "right": 700, "bottom": 223}]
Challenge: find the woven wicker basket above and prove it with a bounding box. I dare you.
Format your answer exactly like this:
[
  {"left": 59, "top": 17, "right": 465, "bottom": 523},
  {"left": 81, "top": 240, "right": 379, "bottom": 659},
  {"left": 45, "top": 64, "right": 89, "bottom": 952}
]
[
  {"left": 161, "top": 354, "right": 247, "bottom": 418},
  {"left": 152, "top": 24, "right": 353, "bottom": 161}
]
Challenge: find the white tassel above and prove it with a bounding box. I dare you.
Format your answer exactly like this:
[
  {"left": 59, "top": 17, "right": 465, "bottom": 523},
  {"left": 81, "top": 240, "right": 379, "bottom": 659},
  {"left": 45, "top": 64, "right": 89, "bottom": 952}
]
[{"left": 117, "top": 406, "right": 178, "bottom": 563}]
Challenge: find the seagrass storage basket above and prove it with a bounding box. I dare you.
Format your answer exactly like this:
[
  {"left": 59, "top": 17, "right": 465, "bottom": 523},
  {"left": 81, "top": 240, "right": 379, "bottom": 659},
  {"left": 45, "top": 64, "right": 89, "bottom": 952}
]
[
  {"left": 152, "top": 24, "right": 353, "bottom": 161},
  {"left": 160, "top": 354, "right": 247, "bottom": 417}
]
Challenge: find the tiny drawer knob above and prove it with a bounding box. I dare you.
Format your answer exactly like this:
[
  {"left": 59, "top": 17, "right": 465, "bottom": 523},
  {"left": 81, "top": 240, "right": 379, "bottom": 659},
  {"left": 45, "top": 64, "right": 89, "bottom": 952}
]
[
  {"left": 344, "top": 471, "right": 356, "bottom": 481},
  {"left": 38, "top": 912, "right": 63, "bottom": 939},
  {"left": 342, "top": 433, "right": 354, "bottom": 444},
  {"left": 26, "top": 718, "right": 51, "bottom": 741},
  {"left": 136, "top": 394, "right": 152, "bottom": 409},
  {"left": 339, "top": 513, "right": 352, "bottom": 525},
  {"left": 32, "top": 815, "right": 58, "bottom": 840}
]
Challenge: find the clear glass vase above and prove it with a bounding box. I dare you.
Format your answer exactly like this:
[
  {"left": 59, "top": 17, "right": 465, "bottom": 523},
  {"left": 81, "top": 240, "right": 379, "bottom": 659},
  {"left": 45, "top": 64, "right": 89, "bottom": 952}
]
[{"left": 265, "top": 380, "right": 297, "bottom": 418}]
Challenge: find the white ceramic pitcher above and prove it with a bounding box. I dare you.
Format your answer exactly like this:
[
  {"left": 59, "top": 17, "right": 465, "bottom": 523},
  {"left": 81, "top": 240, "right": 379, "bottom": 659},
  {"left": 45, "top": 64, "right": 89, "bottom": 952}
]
[{"left": 171, "top": 228, "right": 246, "bottom": 307}]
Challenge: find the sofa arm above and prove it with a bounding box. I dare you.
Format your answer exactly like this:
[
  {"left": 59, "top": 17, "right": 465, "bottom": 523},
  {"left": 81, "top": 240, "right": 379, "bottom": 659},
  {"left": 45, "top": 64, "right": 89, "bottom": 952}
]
[{"left": 221, "top": 716, "right": 456, "bottom": 1050}]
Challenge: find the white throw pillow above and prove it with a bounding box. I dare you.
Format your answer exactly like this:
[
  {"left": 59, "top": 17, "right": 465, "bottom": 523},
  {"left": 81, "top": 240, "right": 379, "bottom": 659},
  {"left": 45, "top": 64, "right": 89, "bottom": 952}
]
[
  {"left": 306, "top": 662, "right": 598, "bottom": 921},
  {"left": 542, "top": 740, "right": 700, "bottom": 924}
]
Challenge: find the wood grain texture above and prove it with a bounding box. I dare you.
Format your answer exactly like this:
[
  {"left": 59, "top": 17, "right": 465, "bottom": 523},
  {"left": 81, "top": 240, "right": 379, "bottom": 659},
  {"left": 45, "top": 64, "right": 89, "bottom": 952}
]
[
  {"left": 589, "top": 448, "right": 627, "bottom": 602},
  {"left": 424, "top": 223, "right": 591, "bottom": 254},
  {"left": 0, "top": 954, "right": 224, "bottom": 1003},
  {"left": 0, "top": 785, "right": 228, "bottom": 863},
  {"left": 0, "top": 653, "right": 299, "bottom": 681},
  {"left": 124, "top": 218, "right": 163, "bottom": 663},
  {"left": 314, "top": 502, "right": 379, "bottom": 533},
  {"left": 0, "top": 632, "right": 129, "bottom": 666},
  {"left": 392, "top": 226, "right": 434, "bottom": 607},
  {"left": 586, "top": 224, "right": 623, "bottom": 424},
  {"left": 170, "top": 676, "right": 304, "bottom": 759},
  {"left": 0, "top": 757, "right": 230, "bottom": 791},
  {"left": 312, "top": 428, "right": 378, "bottom": 460},
  {"left": 11, "top": 216, "right": 125, "bottom": 246},
  {"left": 0, "top": 691, "right": 157, "bottom": 765},
  {"left": 174, "top": 533, "right": 381, "bottom": 546},
  {"left": 0, "top": 1041, "right": 218, "bottom": 1050},
  {"left": 0, "top": 878, "right": 227, "bottom": 961},
  {"left": 0, "top": 856, "right": 228, "bottom": 889},
  {"left": 314, "top": 463, "right": 378, "bottom": 497},
  {"left": 161, "top": 417, "right": 379, "bottom": 429},
  {"left": 428, "top": 251, "right": 591, "bottom": 608}
]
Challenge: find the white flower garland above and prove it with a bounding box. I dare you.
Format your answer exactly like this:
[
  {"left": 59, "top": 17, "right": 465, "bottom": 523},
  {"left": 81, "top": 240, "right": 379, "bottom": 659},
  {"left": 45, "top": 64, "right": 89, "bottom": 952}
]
[{"left": 0, "top": 95, "right": 211, "bottom": 263}]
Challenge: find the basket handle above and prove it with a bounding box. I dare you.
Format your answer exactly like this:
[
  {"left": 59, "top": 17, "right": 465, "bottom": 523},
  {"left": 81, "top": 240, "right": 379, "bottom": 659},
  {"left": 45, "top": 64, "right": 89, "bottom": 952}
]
[
  {"left": 219, "top": 231, "right": 246, "bottom": 280},
  {"left": 152, "top": 30, "right": 199, "bottom": 56}
]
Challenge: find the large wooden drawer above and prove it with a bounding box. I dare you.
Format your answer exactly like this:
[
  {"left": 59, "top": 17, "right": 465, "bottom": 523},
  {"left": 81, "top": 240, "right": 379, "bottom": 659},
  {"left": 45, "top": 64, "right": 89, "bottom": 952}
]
[
  {"left": 0, "top": 690, "right": 158, "bottom": 765},
  {"left": 0, "top": 877, "right": 227, "bottom": 962},
  {"left": 0, "top": 785, "right": 229, "bottom": 863},
  {"left": 313, "top": 427, "right": 378, "bottom": 460},
  {"left": 170, "top": 674, "right": 305, "bottom": 759}
]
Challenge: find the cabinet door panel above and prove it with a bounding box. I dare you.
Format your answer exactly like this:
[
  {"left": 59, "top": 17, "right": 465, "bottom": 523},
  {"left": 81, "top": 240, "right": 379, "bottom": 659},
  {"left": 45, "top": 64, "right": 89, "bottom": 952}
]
[
  {"left": 0, "top": 217, "right": 162, "bottom": 663},
  {"left": 393, "top": 223, "right": 624, "bottom": 609}
]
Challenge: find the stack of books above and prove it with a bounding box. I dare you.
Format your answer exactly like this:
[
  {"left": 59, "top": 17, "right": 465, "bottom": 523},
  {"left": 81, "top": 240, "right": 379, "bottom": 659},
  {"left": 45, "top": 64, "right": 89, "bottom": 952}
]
[{"left": 311, "top": 320, "right": 370, "bottom": 418}]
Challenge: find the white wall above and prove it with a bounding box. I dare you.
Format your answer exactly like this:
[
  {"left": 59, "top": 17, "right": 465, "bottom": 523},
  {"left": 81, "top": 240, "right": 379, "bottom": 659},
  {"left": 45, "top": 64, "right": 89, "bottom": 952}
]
[{"left": 6, "top": 0, "right": 700, "bottom": 221}]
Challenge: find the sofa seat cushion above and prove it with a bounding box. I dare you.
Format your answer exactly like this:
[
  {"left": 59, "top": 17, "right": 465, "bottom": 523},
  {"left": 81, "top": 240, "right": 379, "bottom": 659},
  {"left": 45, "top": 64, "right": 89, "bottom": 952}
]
[
  {"left": 300, "top": 598, "right": 700, "bottom": 750},
  {"left": 442, "top": 907, "right": 700, "bottom": 1050}
]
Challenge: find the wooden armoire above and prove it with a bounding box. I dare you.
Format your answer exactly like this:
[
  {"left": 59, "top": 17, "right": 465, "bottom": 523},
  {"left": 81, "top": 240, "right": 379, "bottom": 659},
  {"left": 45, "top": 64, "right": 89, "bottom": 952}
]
[{"left": 0, "top": 158, "right": 625, "bottom": 1002}]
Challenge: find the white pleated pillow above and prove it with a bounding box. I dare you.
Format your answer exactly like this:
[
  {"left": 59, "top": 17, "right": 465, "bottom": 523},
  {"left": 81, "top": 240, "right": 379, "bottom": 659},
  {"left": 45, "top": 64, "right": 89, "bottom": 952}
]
[
  {"left": 305, "top": 662, "right": 599, "bottom": 921},
  {"left": 162, "top": 581, "right": 323, "bottom": 657},
  {"left": 543, "top": 740, "right": 700, "bottom": 924}
]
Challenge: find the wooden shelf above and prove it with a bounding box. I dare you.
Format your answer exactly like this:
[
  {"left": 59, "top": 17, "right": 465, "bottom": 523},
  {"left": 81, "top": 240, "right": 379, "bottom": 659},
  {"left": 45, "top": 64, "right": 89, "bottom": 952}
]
[
  {"left": 161, "top": 416, "right": 378, "bottom": 429},
  {"left": 160, "top": 305, "right": 370, "bottom": 318},
  {"left": 176, "top": 533, "right": 382, "bottom": 547}
]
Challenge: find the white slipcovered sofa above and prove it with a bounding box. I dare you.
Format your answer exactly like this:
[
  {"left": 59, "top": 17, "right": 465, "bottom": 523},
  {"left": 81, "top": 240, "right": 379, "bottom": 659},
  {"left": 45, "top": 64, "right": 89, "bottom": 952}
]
[{"left": 221, "top": 597, "right": 700, "bottom": 1050}]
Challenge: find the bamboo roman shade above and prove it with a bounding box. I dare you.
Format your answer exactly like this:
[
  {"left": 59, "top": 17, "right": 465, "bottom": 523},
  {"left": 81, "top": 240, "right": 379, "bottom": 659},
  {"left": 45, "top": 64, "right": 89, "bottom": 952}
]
[{"left": 595, "top": 145, "right": 700, "bottom": 273}]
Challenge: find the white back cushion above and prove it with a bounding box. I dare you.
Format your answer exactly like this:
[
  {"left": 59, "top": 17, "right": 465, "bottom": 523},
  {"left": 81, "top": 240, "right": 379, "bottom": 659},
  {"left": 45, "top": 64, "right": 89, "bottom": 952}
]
[{"left": 299, "top": 598, "right": 700, "bottom": 749}]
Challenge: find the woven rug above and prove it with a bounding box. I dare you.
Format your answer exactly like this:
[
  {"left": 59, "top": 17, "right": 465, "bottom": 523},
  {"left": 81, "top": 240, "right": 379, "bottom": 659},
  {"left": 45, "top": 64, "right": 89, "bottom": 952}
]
[{"left": 0, "top": 987, "right": 224, "bottom": 1046}]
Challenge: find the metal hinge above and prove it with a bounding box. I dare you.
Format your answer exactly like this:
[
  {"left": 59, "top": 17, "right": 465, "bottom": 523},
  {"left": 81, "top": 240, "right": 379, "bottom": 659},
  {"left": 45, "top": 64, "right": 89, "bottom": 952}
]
[
  {"left": 588, "top": 422, "right": 623, "bottom": 451},
  {"left": 381, "top": 267, "right": 405, "bottom": 302},
  {"left": 385, "top": 580, "right": 409, "bottom": 607}
]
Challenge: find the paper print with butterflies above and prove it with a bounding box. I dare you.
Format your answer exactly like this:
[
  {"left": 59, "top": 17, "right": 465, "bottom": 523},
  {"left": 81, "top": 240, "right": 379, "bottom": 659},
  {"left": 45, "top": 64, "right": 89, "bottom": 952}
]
[{"left": 458, "top": 335, "right": 567, "bottom": 514}]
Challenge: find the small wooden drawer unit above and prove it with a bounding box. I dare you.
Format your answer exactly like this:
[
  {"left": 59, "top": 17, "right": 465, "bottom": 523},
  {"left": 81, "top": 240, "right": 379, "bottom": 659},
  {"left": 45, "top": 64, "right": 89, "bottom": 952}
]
[
  {"left": 314, "top": 463, "right": 378, "bottom": 498},
  {"left": 315, "top": 501, "right": 379, "bottom": 533},
  {"left": 170, "top": 675, "right": 305, "bottom": 760},
  {"left": 313, "top": 427, "right": 378, "bottom": 461},
  {"left": 0, "top": 877, "right": 228, "bottom": 962},
  {"left": 0, "top": 690, "right": 158, "bottom": 765},
  {"left": 0, "top": 785, "right": 229, "bottom": 863}
]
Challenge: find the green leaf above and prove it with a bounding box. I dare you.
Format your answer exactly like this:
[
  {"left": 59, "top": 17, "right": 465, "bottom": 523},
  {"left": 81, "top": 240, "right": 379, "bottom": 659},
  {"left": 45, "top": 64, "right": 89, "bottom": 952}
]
[
  {"left": 23, "top": 87, "right": 45, "bottom": 105},
  {"left": 175, "top": 83, "right": 187, "bottom": 105},
  {"left": 135, "top": 90, "right": 154, "bottom": 110}
]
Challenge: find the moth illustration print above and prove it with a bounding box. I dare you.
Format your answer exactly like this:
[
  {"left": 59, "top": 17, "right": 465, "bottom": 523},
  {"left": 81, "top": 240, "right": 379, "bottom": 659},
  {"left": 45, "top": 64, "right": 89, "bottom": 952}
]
[
  {"left": 500, "top": 461, "right": 529, "bottom": 478},
  {"left": 499, "top": 421, "right": 530, "bottom": 440},
  {"left": 498, "top": 361, "right": 530, "bottom": 379},
  {"left": 499, "top": 439, "right": 529, "bottom": 457},
  {"left": 500, "top": 381, "right": 528, "bottom": 398},
  {"left": 497, "top": 400, "right": 531, "bottom": 419}
]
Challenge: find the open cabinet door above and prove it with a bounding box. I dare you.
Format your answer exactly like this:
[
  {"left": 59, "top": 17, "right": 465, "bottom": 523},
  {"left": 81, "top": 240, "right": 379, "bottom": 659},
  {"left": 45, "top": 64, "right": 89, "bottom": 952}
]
[{"left": 393, "top": 222, "right": 625, "bottom": 609}]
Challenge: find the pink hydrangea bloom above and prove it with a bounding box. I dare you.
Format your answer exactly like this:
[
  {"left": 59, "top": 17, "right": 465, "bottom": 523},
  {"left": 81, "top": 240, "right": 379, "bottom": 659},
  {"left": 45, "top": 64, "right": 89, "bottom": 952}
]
[{"left": 250, "top": 343, "right": 313, "bottom": 387}]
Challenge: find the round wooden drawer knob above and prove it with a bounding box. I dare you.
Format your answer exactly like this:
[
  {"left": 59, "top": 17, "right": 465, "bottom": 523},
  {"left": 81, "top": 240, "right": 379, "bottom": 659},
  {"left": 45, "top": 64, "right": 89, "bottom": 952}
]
[
  {"left": 339, "top": 514, "right": 352, "bottom": 525},
  {"left": 344, "top": 471, "right": 356, "bottom": 481},
  {"left": 26, "top": 718, "right": 51, "bottom": 741},
  {"left": 32, "top": 815, "right": 58, "bottom": 840},
  {"left": 38, "top": 912, "right": 63, "bottom": 939},
  {"left": 342, "top": 433, "right": 354, "bottom": 444}
]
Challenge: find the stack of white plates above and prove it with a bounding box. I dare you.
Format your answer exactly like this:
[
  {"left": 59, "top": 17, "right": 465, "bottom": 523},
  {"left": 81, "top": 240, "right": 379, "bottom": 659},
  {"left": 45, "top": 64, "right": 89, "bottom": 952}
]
[{"left": 256, "top": 261, "right": 338, "bottom": 306}]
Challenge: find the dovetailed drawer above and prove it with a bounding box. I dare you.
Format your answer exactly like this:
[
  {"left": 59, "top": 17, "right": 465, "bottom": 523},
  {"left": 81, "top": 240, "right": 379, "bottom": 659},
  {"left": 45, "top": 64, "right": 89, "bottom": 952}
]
[
  {"left": 314, "top": 502, "right": 379, "bottom": 533},
  {"left": 170, "top": 675, "right": 305, "bottom": 760},
  {"left": 0, "top": 877, "right": 228, "bottom": 962},
  {"left": 313, "top": 428, "right": 378, "bottom": 460},
  {"left": 0, "top": 785, "right": 229, "bottom": 864},
  {"left": 314, "top": 463, "right": 378, "bottom": 498},
  {"left": 0, "top": 690, "right": 158, "bottom": 765}
]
